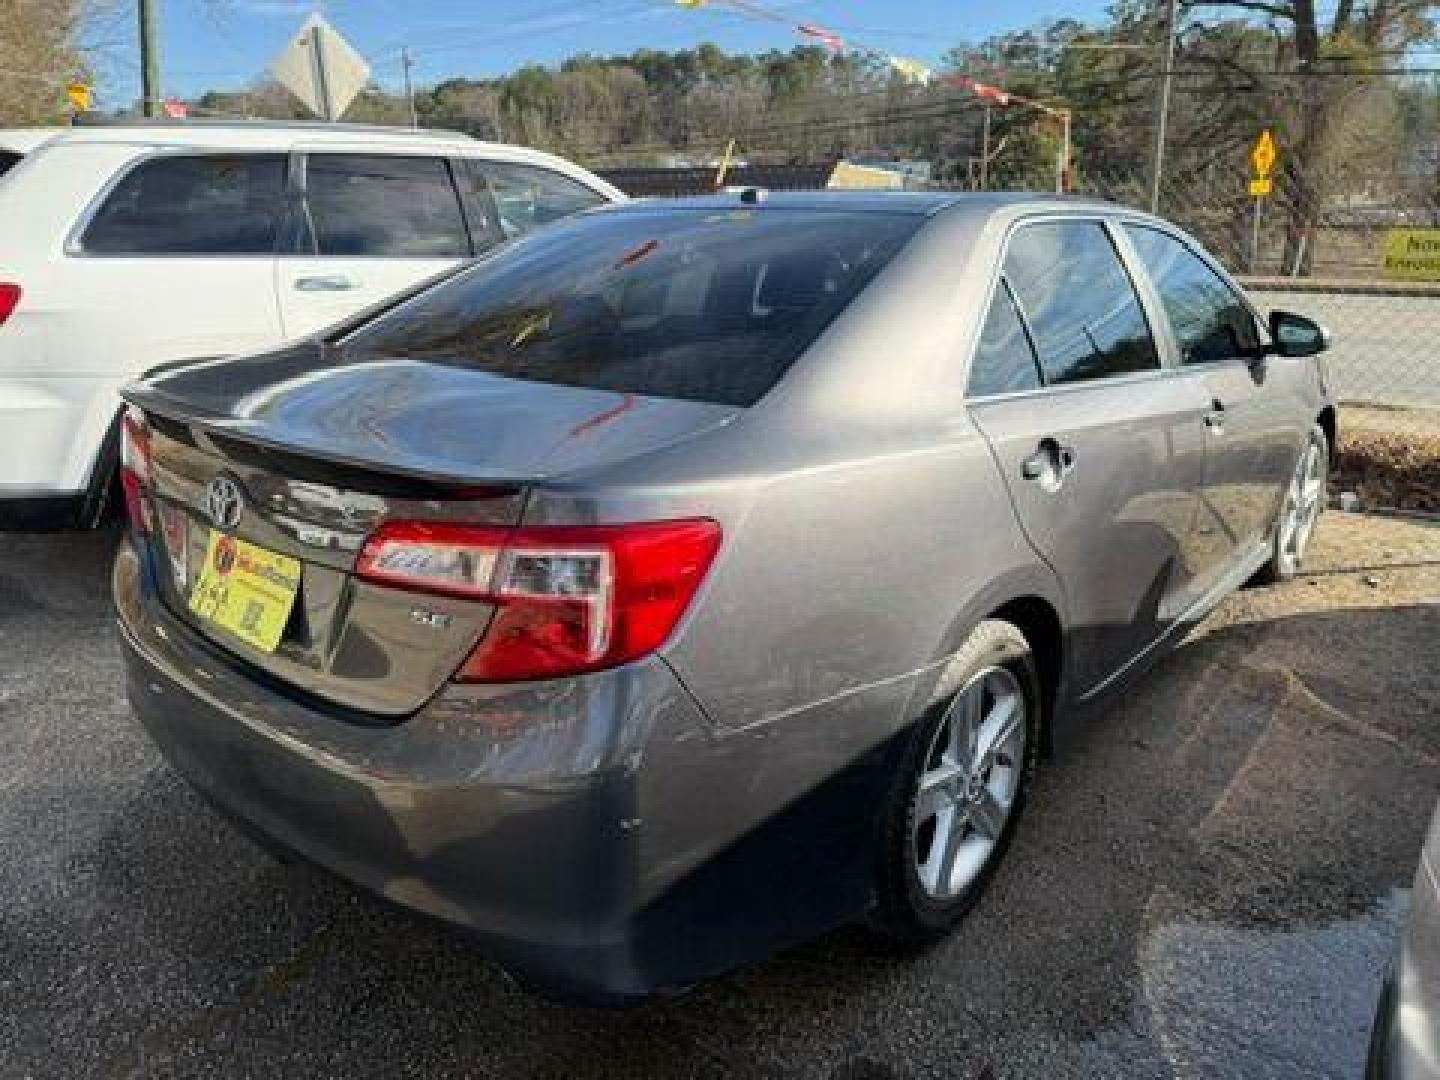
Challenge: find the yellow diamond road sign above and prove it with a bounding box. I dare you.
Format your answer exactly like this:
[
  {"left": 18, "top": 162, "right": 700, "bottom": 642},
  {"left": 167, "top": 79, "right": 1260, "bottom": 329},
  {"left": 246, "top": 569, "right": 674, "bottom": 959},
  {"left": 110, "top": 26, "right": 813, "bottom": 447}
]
[
  {"left": 1251, "top": 130, "right": 1277, "bottom": 181},
  {"left": 66, "top": 83, "right": 91, "bottom": 111}
]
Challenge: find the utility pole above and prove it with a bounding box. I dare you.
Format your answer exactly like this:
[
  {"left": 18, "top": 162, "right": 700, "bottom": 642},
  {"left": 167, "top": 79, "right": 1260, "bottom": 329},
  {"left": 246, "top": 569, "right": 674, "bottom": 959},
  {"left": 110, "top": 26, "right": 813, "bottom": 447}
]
[
  {"left": 979, "top": 104, "right": 991, "bottom": 191},
  {"left": 138, "top": 0, "right": 160, "bottom": 118},
  {"left": 401, "top": 47, "right": 418, "bottom": 128},
  {"left": 1149, "top": 0, "right": 1178, "bottom": 213},
  {"left": 1058, "top": 109, "right": 1072, "bottom": 193}
]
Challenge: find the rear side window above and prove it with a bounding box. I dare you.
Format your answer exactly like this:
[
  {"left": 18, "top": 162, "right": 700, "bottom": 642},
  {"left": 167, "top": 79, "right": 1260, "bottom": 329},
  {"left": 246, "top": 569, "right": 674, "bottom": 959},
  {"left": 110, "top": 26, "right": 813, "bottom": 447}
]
[
  {"left": 1124, "top": 224, "right": 1260, "bottom": 364},
  {"left": 0, "top": 151, "right": 21, "bottom": 178},
  {"left": 343, "top": 208, "right": 920, "bottom": 408},
  {"left": 303, "top": 155, "right": 470, "bottom": 258},
  {"left": 968, "top": 279, "right": 1043, "bottom": 397},
  {"left": 1003, "top": 220, "right": 1160, "bottom": 386},
  {"left": 81, "top": 154, "right": 286, "bottom": 255},
  {"left": 480, "top": 161, "right": 606, "bottom": 237}
]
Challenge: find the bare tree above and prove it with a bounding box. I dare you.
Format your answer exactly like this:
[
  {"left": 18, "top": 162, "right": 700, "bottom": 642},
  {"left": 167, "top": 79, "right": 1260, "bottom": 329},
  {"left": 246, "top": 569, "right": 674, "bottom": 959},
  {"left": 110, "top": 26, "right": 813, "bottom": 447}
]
[
  {"left": 0, "top": 0, "right": 90, "bottom": 124},
  {"left": 1180, "top": 0, "right": 1434, "bottom": 271}
]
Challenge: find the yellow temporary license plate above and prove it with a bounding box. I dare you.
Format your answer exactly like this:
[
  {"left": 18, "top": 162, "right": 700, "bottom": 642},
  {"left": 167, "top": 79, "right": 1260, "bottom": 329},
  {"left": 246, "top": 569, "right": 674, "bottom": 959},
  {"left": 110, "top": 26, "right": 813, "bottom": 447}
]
[{"left": 188, "top": 530, "right": 302, "bottom": 654}]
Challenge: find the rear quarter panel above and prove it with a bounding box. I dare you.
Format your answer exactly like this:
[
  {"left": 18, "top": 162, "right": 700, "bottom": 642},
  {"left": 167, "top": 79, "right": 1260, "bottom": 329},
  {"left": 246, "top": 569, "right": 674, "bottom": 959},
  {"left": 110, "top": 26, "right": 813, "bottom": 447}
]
[{"left": 521, "top": 207, "right": 1065, "bottom": 930}]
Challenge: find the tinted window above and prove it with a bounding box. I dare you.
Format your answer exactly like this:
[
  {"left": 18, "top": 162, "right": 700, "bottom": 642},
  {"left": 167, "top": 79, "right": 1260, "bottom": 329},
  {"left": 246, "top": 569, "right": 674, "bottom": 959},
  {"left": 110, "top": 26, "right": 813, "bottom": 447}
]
[
  {"left": 81, "top": 154, "right": 286, "bottom": 255},
  {"left": 305, "top": 155, "right": 469, "bottom": 258},
  {"left": 1124, "top": 225, "right": 1260, "bottom": 364},
  {"left": 480, "top": 161, "right": 605, "bottom": 237},
  {"left": 343, "top": 208, "right": 920, "bottom": 408},
  {"left": 0, "top": 151, "right": 21, "bottom": 178},
  {"left": 969, "top": 279, "right": 1042, "bottom": 397},
  {"left": 1004, "top": 220, "right": 1159, "bottom": 385}
]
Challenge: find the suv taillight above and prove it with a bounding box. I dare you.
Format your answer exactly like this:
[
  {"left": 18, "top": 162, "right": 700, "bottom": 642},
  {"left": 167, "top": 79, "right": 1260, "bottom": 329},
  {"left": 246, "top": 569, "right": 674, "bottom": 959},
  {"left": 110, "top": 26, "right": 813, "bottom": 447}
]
[
  {"left": 357, "top": 518, "right": 721, "bottom": 682},
  {"left": 0, "top": 283, "right": 20, "bottom": 326},
  {"left": 120, "top": 405, "right": 152, "bottom": 535}
]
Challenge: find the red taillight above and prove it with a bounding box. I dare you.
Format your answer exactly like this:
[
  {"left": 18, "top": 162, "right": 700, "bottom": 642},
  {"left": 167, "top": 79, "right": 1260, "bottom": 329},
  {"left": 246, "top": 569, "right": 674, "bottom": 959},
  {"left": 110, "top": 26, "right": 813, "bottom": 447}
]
[
  {"left": 0, "top": 283, "right": 20, "bottom": 327},
  {"left": 356, "top": 518, "right": 722, "bottom": 682},
  {"left": 120, "top": 405, "right": 152, "bottom": 535}
]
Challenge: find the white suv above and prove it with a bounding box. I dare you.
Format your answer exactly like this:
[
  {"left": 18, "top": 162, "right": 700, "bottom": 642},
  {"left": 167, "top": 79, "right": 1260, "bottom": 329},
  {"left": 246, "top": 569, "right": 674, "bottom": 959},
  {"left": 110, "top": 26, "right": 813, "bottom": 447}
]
[{"left": 0, "top": 120, "right": 624, "bottom": 527}]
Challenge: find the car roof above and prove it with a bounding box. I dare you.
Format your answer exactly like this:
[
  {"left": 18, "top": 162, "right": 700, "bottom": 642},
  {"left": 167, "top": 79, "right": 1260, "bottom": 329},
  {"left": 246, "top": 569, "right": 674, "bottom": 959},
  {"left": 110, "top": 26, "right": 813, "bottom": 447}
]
[
  {"left": 1, "top": 119, "right": 539, "bottom": 157},
  {"left": 610, "top": 188, "right": 1128, "bottom": 222},
  {"left": 0, "top": 128, "right": 66, "bottom": 154}
]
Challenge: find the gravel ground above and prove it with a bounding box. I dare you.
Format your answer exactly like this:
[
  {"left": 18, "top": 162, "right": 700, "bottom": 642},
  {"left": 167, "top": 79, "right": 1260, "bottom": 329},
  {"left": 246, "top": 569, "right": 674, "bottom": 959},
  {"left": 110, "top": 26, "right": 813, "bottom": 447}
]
[{"left": 1, "top": 512, "right": 1437, "bottom": 1080}]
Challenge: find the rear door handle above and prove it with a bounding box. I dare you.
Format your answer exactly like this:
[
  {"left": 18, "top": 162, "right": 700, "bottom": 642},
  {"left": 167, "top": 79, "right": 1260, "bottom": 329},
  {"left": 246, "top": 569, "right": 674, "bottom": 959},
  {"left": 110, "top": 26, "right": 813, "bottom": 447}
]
[
  {"left": 294, "top": 274, "right": 356, "bottom": 292},
  {"left": 1022, "top": 439, "right": 1076, "bottom": 485}
]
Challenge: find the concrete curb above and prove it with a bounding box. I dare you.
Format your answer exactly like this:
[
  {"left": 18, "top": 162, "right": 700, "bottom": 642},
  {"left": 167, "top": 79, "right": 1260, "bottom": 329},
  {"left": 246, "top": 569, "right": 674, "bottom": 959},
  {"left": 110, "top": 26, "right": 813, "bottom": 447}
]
[{"left": 1239, "top": 276, "right": 1440, "bottom": 299}]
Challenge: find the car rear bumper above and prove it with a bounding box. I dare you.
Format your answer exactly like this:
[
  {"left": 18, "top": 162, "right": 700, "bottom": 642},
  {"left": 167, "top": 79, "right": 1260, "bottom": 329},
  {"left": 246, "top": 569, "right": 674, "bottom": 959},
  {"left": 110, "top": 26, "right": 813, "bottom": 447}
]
[{"left": 113, "top": 536, "right": 722, "bottom": 1004}]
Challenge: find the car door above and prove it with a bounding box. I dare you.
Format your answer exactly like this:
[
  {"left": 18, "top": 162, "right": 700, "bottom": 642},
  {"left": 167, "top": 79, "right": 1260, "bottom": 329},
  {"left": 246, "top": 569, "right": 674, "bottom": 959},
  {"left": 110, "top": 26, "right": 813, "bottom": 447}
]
[
  {"left": 50, "top": 151, "right": 287, "bottom": 493},
  {"left": 1121, "top": 223, "right": 1298, "bottom": 597},
  {"left": 275, "top": 152, "right": 475, "bottom": 339},
  {"left": 967, "top": 217, "right": 1211, "bottom": 699}
]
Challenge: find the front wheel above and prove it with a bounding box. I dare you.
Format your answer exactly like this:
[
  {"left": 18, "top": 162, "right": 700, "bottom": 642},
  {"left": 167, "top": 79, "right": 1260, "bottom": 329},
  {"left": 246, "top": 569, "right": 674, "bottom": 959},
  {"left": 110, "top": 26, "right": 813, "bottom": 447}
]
[
  {"left": 870, "top": 619, "right": 1040, "bottom": 943},
  {"left": 1255, "top": 423, "right": 1328, "bottom": 585}
]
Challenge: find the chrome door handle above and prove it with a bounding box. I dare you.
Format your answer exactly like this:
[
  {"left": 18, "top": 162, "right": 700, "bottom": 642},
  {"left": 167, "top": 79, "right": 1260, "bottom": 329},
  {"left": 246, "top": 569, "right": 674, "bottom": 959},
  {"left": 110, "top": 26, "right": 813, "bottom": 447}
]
[{"left": 294, "top": 274, "right": 355, "bottom": 292}]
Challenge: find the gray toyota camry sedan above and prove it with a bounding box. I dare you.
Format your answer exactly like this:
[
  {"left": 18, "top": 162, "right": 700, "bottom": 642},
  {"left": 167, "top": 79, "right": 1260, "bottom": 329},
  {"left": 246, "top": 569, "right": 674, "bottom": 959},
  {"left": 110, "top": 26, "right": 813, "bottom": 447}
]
[{"left": 115, "top": 191, "right": 1336, "bottom": 1003}]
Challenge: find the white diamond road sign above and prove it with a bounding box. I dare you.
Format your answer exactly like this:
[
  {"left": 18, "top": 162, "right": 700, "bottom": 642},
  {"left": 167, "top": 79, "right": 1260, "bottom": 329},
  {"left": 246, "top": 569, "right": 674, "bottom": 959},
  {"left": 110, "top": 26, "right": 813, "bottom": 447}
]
[{"left": 269, "top": 14, "right": 371, "bottom": 121}]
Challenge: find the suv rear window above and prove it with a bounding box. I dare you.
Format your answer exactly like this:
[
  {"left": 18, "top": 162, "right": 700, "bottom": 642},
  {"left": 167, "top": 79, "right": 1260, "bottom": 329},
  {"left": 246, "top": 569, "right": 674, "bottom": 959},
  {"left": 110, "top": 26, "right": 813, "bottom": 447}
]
[
  {"left": 81, "top": 154, "right": 286, "bottom": 255},
  {"left": 0, "top": 151, "right": 21, "bottom": 179},
  {"left": 342, "top": 207, "right": 921, "bottom": 408}
]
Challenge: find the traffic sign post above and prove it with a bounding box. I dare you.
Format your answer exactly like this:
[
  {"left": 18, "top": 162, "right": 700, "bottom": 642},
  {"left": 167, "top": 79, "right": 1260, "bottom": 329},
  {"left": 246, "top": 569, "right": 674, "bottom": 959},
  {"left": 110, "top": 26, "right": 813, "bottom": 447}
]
[{"left": 1248, "top": 129, "right": 1278, "bottom": 272}]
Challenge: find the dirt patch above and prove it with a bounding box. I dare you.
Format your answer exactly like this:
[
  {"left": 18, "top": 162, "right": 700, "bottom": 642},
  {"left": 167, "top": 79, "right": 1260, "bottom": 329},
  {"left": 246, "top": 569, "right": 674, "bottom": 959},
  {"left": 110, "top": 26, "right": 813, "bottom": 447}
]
[{"left": 1335, "top": 408, "right": 1440, "bottom": 514}]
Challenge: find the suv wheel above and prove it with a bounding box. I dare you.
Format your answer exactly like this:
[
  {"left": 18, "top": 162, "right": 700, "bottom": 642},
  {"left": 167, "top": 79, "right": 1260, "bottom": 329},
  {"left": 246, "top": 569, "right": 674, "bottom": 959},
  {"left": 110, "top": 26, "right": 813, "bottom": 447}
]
[
  {"left": 871, "top": 619, "right": 1040, "bottom": 942},
  {"left": 1255, "top": 423, "right": 1328, "bottom": 585}
]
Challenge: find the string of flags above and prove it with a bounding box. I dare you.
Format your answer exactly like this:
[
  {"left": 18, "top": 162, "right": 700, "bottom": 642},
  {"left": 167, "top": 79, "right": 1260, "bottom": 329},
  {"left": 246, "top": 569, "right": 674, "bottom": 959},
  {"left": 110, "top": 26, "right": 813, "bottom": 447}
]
[{"left": 672, "top": 0, "right": 1065, "bottom": 120}]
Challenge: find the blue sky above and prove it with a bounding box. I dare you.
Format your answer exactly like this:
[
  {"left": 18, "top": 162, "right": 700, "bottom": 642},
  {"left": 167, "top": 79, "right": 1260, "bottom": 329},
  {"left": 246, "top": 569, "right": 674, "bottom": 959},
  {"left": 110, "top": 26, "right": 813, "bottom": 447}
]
[{"left": 88, "top": 0, "right": 1113, "bottom": 107}]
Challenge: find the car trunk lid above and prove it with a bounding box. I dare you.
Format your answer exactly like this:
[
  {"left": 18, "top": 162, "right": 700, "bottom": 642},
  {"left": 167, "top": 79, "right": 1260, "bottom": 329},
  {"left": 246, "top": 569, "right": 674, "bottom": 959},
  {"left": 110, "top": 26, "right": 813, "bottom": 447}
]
[{"left": 127, "top": 343, "right": 738, "bottom": 718}]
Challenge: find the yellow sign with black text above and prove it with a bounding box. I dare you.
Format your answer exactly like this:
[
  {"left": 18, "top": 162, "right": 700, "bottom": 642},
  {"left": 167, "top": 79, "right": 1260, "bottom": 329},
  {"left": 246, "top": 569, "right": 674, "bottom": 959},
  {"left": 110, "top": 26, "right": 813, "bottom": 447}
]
[
  {"left": 1382, "top": 230, "right": 1440, "bottom": 282},
  {"left": 1251, "top": 130, "right": 1278, "bottom": 180},
  {"left": 1249, "top": 177, "right": 1273, "bottom": 197}
]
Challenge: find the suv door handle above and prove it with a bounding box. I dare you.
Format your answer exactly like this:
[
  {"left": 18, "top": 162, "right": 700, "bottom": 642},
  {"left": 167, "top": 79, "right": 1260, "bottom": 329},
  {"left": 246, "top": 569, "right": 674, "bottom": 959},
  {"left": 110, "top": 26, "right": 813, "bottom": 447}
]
[{"left": 294, "top": 274, "right": 356, "bottom": 292}]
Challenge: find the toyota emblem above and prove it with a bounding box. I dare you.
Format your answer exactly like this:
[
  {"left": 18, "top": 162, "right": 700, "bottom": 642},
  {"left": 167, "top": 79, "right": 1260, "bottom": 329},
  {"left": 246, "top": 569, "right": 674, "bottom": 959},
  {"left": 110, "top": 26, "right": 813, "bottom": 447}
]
[{"left": 205, "top": 475, "right": 244, "bottom": 531}]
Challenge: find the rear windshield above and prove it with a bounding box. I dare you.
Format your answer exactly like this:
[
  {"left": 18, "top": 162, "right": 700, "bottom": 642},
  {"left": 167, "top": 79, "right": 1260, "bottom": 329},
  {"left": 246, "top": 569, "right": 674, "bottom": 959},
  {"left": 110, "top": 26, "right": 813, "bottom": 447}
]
[
  {"left": 342, "top": 206, "right": 921, "bottom": 407},
  {"left": 0, "top": 151, "right": 21, "bottom": 179}
]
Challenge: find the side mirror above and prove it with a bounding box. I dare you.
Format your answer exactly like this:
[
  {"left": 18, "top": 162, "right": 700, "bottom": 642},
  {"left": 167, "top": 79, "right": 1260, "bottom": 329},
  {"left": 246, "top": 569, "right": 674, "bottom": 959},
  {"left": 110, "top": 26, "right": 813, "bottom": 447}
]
[{"left": 1268, "top": 310, "right": 1330, "bottom": 357}]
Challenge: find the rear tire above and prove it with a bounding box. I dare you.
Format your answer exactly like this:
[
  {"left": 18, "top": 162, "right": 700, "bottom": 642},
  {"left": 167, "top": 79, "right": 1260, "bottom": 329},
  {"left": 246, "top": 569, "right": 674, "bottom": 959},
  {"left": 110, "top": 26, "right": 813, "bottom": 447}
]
[
  {"left": 1254, "top": 423, "right": 1328, "bottom": 585},
  {"left": 869, "top": 619, "right": 1040, "bottom": 943}
]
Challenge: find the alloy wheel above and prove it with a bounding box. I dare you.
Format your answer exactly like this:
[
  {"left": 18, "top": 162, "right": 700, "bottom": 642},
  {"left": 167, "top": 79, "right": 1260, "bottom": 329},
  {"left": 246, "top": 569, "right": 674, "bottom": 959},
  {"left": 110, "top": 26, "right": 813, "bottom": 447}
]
[
  {"left": 1279, "top": 436, "right": 1325, "bottom": 571},
  {"left": 911, "top": 666, "right": 1026, "bottom": 901}
]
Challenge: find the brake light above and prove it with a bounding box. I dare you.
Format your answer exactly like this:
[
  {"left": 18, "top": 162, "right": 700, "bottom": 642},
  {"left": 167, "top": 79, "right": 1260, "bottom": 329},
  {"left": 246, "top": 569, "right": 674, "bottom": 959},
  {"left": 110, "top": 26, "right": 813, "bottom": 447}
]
[
  {"left": 120, "top": 405, "right": 152, "bottom": 535},
  {"left": 0, "top": 283, "right": 19, "bottom": 326},
  {"left": 357, "top": 518, "right": 721, "bottom": 682}
]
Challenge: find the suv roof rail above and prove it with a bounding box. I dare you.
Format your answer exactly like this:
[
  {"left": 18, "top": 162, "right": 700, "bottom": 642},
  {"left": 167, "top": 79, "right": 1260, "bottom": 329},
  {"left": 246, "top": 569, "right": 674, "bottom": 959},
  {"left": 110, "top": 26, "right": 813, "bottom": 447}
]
[{"left": 68, "top": 114, "right": 472, "bottom": 140}]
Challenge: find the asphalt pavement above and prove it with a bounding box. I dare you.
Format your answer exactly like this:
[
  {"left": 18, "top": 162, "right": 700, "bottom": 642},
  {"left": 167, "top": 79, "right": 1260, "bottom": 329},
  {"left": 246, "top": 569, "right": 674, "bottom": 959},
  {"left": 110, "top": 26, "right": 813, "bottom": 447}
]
[{"left": 2, "top": 513, "right": 1437, "bottom": 1079}]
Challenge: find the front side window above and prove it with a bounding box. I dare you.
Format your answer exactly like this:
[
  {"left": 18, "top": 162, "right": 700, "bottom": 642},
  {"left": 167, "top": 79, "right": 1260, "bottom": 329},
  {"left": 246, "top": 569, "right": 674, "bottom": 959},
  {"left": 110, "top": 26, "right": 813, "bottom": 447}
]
[
  {"left": 968, "top": 278, "right": 1043, "bottom": 397},
  {"left": 304, "top": 155, "right": 470, "bottom": 258},
  {"left": 342, "top": 207, "right": 920, "bottom": 408},
  {"left": 81, "top": 154, "right": 286, "bottom": 255},
  {"left": 480, "top": 161, "right": 606, "bottom": 237},
  {"left": 1124, "top": 224, "right": 1260, "bottom": 364},
  {"left": 1003, "top": 220, "right": 1160, "bottom": 386}
]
